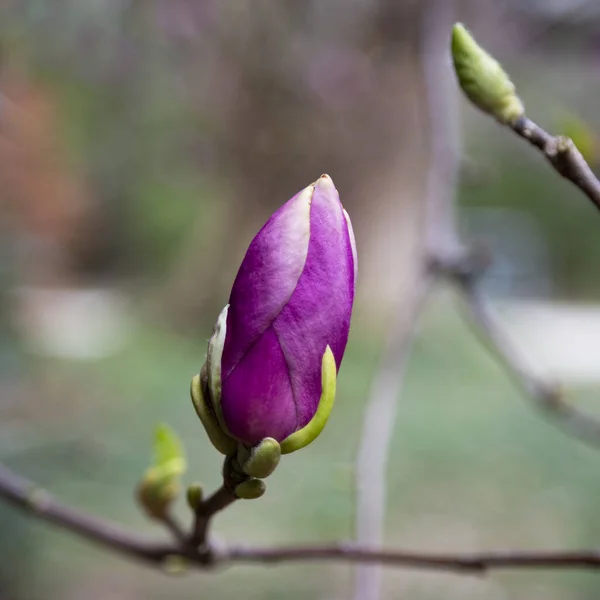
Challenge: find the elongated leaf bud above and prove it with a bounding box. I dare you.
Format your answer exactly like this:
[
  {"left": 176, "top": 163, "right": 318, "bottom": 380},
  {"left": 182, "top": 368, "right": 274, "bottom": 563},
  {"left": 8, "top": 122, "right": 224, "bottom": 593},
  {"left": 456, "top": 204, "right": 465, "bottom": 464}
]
[{"left": 452, "top": 23, "right": 524, "bottom": 124}]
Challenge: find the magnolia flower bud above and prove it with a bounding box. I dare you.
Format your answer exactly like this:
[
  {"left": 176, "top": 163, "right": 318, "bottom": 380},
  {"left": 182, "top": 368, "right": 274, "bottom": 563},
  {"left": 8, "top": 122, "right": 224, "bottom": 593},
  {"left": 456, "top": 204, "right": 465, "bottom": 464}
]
[{"left": 192, "top": 174, "right": 356, "bottom": 479}]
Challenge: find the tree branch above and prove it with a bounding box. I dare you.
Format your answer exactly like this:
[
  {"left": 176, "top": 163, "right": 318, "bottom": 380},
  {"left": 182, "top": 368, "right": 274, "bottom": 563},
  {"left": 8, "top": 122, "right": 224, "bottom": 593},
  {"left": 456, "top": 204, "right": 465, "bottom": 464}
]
[
  {"left": 190, "top": 484, "right": 237, "bottom": 547},
  {"left": 451, "top": 29, "right": 600, "bottom": 447},
  {"left": 225, "top": 543, "right": 600, "bottom": 573},
  {"left": 511, "top": 116, "right": 600, "bottom": 212},
  {"left": 3, "top": 461, "right": 600, "bottom": 575},
  {"left": 0, "top": 463, "right": 176, "bottom": 565}
]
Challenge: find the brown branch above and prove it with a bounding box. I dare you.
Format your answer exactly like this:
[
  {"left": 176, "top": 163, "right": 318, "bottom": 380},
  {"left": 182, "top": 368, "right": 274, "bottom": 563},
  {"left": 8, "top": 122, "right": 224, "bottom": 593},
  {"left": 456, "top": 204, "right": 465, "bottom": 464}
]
[
  {"left": 190, "top": 484, "right": 237, "bottom": 547},
  {"left": 0, "top": 463, "right": 177, "bottom": 565},
  {"left": 3, "top": 461, "right": 600, "bottom": 575},
  {"left": 451, "top": 50, "right": 600, "bottom": 447},
  {"left": 188, "top": 455, "right": 242, "bottom": 547},
  {"left": 225, "top": 543, "right": 600, "bottom": 573},
  {"left": 511, "top": 116, "right": 600, "bottom": 212}
]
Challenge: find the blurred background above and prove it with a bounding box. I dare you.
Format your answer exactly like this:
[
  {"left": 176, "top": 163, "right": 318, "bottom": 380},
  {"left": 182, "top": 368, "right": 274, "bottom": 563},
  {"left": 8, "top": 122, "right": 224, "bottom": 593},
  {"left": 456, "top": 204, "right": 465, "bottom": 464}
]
[{"left": 2, "top": 0, "right": 600, "bottom": 598}]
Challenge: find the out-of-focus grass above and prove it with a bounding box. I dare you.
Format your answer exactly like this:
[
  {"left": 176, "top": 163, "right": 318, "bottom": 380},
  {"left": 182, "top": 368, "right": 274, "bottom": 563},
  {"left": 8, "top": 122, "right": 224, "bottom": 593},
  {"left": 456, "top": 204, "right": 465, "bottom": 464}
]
[{"left": 2, "top": 291, "right": 600, "bottom": 599}]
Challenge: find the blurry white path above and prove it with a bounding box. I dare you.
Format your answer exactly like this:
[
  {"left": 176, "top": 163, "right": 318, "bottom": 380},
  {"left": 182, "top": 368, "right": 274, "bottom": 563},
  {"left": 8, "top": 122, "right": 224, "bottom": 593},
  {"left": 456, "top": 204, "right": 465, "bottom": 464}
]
[
  {"left": 498, "top": 300, "right": 600, "bottom": 385},
  {"left": 13, "top": 286, "right": 132, "bottom": 360}
]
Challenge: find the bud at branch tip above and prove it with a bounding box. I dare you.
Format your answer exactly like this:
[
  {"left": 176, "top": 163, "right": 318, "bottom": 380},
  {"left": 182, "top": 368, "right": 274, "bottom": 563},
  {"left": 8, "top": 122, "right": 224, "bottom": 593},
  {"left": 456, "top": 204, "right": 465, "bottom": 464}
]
[{"left": 451, "top": 22, "right": 524, "bottom": 125}]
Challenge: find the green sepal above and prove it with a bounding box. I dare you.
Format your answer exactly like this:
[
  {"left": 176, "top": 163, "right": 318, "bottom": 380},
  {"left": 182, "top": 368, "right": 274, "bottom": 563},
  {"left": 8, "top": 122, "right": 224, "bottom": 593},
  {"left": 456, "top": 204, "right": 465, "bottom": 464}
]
[
  {"left": 235, "top": 478, "right": 266, "bottom": 499},
  {"left": 190, "top": 373, "right": 237, "bottom": 456},
  {"left": 280, "top": 345, "right": 337, "bottom": 454},
  {"left": 206, "top": 305, "right": 229, "bottom": 429},
  {"left": 451, "top": 23, "right": 524, "bottom": 124},
  {"left": 240, "top": 438, "right": 281, "bottom": 479}
]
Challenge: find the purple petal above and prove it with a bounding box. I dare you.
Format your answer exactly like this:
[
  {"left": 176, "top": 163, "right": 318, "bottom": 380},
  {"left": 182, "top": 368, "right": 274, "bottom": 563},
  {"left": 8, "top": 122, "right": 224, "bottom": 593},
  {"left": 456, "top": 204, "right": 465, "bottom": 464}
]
[
  {"left": 220, "top": 326, "right": 297, "bottom": 445},
  {"left": 222, "top": 186, "right": 311, "bottom": 381},
  {"left": 273, "top": 175, "right": 355, "bottom": 428},
  {"left": 219, "top": 174, "right": 356, "bottom": 442}
]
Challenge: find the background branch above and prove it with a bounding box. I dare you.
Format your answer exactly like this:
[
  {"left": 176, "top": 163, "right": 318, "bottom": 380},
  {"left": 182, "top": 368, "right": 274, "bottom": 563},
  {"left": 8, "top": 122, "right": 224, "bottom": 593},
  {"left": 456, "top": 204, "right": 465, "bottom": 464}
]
[{"left": 443, "top": 261, "right": 600, "bottom": 449}]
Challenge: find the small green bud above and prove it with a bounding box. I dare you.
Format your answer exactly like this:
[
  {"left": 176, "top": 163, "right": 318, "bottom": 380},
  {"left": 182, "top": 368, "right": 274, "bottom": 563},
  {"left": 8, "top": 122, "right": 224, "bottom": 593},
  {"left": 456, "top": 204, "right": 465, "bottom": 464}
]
[
  {"left": 136, "top": 468, "right": 180, "bottom": 519},
  {"left": 186, "top": 483, "right": 204, "bottom": 511},
  {"left": 241, "top": 437, "right": 281, "bottom": 479},
  {"left": 235, "top": 478, "right": 266, "bottom": 500},
  {"left": 137, "top": 424, "right": 187, "bottom": 520},
  {"left": 451, "top": 23, "right": 524, "bottom": 124}
]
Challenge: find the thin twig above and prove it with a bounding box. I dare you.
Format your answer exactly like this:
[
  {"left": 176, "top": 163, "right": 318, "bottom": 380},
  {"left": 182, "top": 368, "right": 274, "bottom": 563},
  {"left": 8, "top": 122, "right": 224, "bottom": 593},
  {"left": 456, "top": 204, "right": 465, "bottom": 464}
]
[
  {"left": 190, "top": 484, "right": 237, "bottom": 547},
  {"left": 511, "top": 116, "right": 600, "bottom": 212},
  {"left": 226, "top": 543, "right": 600, "bottom": 573},
  {"left": 3, "top": 462, "right": 600, "bottom": 574},
  {"left": 160, "top": 513, "right": 189, "bottom": 546},
  {"left": 188, "top": 455, "right": 240, "bottom": 547},
  {"left": 0, "top": 463, "right": 177, "bottom": 565}
]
